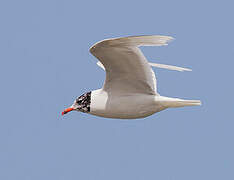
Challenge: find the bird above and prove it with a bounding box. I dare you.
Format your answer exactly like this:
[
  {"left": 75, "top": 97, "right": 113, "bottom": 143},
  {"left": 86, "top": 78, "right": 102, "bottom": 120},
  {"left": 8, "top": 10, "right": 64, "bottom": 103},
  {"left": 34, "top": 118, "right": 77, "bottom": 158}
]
[{"left": 62, "top": 35, "right": 201, "bottom": 119}]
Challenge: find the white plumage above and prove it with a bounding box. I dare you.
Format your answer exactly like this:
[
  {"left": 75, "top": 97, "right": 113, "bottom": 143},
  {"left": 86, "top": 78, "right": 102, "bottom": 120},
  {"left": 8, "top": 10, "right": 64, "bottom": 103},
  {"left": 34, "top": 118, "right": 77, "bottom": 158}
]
[{"left": 62, "top": 35, "right": 201, "bottom": 119}]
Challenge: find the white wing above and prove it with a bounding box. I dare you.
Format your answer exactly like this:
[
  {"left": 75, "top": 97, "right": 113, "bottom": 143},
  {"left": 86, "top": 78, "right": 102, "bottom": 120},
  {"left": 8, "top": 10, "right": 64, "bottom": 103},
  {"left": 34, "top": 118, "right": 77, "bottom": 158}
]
[
  {"left": 97, "top": 61, "right": 192, "bottom": 72},
  {"left": 90, "top": 35, "right": 173, "bottom": 95},
  {"left": 149, "top": 62, "right": 192, "bottom": 72}
]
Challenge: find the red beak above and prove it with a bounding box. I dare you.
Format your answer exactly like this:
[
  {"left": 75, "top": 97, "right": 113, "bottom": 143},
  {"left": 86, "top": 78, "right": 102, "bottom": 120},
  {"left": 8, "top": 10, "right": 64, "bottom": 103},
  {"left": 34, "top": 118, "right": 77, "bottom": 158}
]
[{"left": 62, "top": 107, "right": 74, "bottom": 115}]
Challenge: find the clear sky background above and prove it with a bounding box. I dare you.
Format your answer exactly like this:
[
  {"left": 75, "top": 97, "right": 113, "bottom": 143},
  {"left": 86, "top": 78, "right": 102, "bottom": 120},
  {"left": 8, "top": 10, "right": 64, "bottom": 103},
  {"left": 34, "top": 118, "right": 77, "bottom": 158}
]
[{"left": 0, "top": 0, "right": 233, "bottom": 179}]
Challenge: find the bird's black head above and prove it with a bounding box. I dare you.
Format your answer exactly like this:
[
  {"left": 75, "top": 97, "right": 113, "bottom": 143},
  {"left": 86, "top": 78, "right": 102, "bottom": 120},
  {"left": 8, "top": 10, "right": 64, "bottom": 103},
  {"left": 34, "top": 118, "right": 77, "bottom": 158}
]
[
  {"left": 73, "top": 92, "right": 91, "bottom": 113},
  {"left": 62, "top": 92, "right": 91, "bottom": 115}
]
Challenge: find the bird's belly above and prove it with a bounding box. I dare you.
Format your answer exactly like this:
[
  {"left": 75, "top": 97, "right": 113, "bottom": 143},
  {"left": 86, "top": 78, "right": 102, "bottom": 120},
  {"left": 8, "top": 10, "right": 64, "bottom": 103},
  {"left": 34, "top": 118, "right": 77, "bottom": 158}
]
[{"left": 90, "top": 92, "right": 164, "bottom": 119}]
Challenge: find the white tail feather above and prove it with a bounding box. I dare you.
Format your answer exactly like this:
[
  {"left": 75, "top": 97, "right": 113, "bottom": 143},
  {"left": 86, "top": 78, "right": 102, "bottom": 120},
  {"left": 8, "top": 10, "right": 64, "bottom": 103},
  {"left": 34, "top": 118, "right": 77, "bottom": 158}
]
[
  {"left": 172, "top": 100, "right": 202, "bottom": 107},
  {"left": 157, "top": 96, "right": 202, "bottom": 108}
]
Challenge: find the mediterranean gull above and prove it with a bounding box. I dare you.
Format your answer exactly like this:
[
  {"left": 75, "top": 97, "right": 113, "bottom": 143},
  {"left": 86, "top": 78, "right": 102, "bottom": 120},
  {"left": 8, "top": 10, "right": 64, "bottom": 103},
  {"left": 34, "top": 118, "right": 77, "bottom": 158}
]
[{"left": 62, "top": 35, "right": 201, "bottom": 119}]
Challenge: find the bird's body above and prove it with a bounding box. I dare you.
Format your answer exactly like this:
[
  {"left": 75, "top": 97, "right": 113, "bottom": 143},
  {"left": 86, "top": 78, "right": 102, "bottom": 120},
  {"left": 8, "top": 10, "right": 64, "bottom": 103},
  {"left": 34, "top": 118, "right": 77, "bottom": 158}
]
[
  {"left": 90, "top": 89, "right": 159, "bottom": 119},
  {"left": 62, "top": 35, "right": 201, "bottom": 119}
]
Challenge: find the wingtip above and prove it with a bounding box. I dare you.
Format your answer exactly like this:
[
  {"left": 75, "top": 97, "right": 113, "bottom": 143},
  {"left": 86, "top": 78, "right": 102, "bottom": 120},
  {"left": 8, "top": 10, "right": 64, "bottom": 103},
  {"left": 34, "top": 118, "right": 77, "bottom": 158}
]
[
  {"left": 167, "top": 36, "right": 175, "bottom": 41},
  {"left": 182, "top": 67, "right": 192, "bottom": 72},
  {"left": 149, "top": 62, "right": 192, "bottom": 72},
  {"left": 169, "top": 36, "right": 175, "bottom": 40},
  {"left": 198, "top": 100, "right": 202, "bottom": 106}
]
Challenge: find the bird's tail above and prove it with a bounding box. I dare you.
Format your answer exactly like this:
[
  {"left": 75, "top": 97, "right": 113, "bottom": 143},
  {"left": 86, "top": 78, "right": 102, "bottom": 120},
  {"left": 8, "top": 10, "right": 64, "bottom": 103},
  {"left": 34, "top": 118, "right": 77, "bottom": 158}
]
[
  {"left": 156, "top": 96, "right": 201, "bottom": 108},
  {"left": 168, "top": 99, "right": 202, "bottom": 107}
]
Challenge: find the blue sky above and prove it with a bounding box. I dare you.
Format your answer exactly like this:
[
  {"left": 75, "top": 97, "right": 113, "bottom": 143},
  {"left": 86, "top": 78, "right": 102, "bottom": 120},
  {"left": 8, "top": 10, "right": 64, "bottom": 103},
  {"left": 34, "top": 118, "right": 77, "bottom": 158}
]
[{"left": 0, "top": 0, "right": 233, "bottom": 179}]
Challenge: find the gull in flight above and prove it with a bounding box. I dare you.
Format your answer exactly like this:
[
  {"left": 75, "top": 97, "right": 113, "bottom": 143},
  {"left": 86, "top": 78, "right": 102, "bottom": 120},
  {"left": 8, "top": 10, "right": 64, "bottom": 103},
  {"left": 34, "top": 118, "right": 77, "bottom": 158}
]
[{"left": 62, "top": 35, "right": 201, "bottom": 119}]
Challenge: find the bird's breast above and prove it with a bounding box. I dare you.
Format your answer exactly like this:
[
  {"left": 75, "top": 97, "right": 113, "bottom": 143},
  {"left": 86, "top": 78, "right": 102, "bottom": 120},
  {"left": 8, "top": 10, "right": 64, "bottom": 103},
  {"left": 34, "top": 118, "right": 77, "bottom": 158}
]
[{"left": 90, "top": 89, "right": 158, "bottom": 119}]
